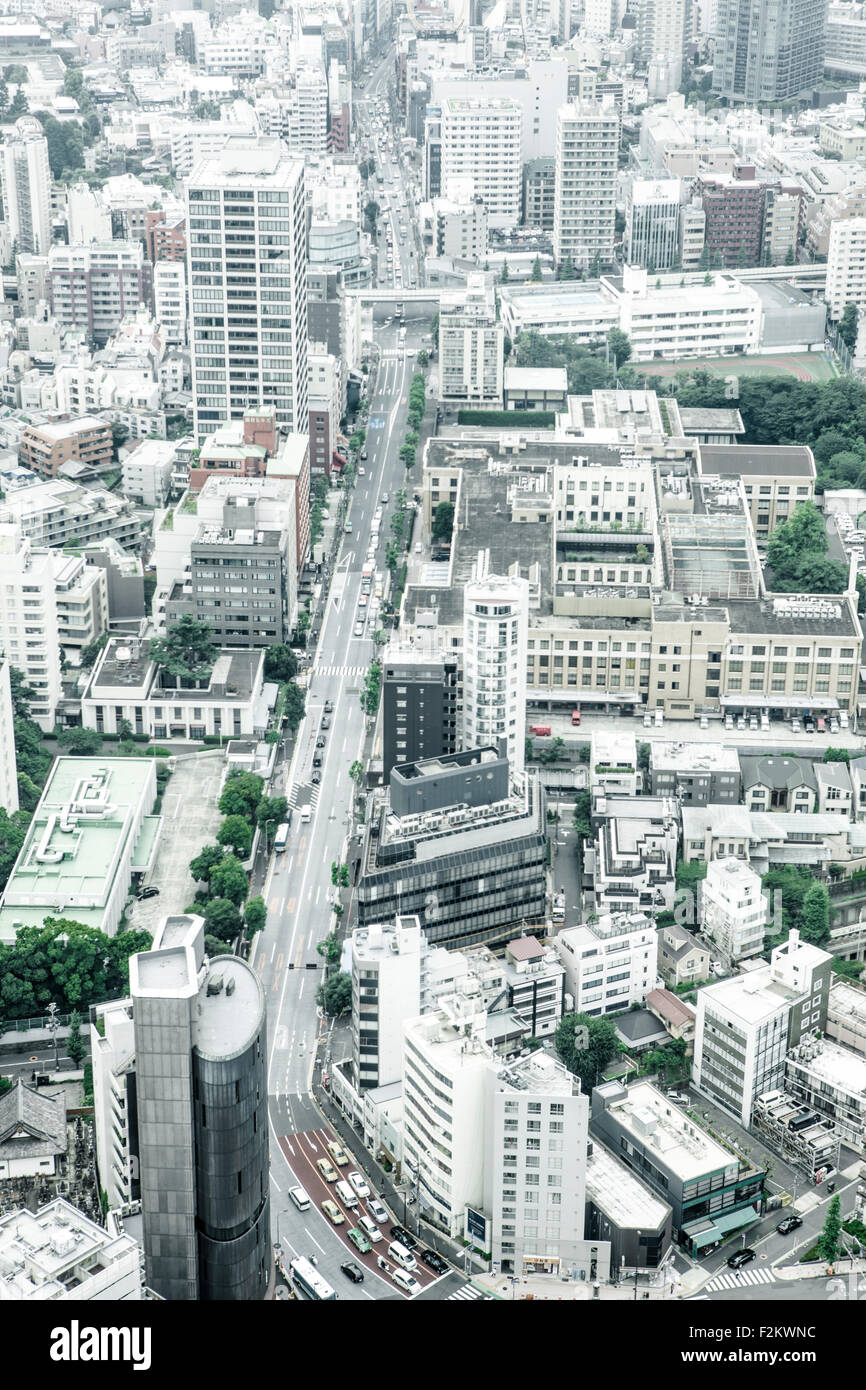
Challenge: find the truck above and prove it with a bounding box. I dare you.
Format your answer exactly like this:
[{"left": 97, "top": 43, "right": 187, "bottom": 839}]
[
  {"left": 361, "top": 561, "right": 374, "bottom": 594},
  {"left": 529, "top": 724, "right": 551, "bottom": 737},
  {"left": 571, "top": 708, "right": 581, "bottom": 726}
]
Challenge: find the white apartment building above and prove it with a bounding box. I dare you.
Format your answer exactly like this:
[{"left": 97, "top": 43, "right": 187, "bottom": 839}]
[
  {"left": 553, "top": 102, "right": 619, "bottom": 270},
  {"left": 701, "top": 856, "right": 767, "bottom": 962},
  {"left": 0, "top": 116, "right": 52, "bottom": 256},
  {"left": 0, "top": 1199, "right": 142, "bottom": 1300},
  {"left": 292, "top": 64, "right": 329, "bottom": 154},
  {"left": 48, "top": 241, "right": 152, "bottom": 344},
  {"left": 625, "top": 178, "right": 682, "bottom": 270},
  {"left": 438, "top": 273, "right": 504, "bottom": 408},
  {"left": 0, "top": 656, "right": 18, "bottom": 813},
  {"left": 352, "top": 916, "right": 423, "bottom": 1092},
  {"left": 91, "top": 999, "right": 137, "bottom": 1211},
  {"left": 440, "top": 96, "right": 522, "bottom": 224},
  {"left": 0, "top": 478, "right": 143, "bottom": 553},
  {"left": 186, "top": 138, "right": 308, "bottom": 440},
  {"left": 633, "top": 0, "right": 689, "bottom": 89},
  {"left": 432, "top": 193, "right": 488, "bottom": 265},
  {"left": 556, "top": 911, "right": 658, "bottom": 1017},
  {"left": 826, "top": 980, "right": 866, "bottom": 1056},
  {"left": 692, "top": 930, "right": 834, "bottom": 1126},
  {"left": 53, "top": 551, "right": 108, "bottom": 656},
  {"left": 484, "top": 1051, "right": 589, "bottom": 1276},
  {"left": 462, "top": 557, "right": 529, "bottom": 778},
  {"left": 587, "top": 796, "right": 680, "bottom": 917},
  {"left": 122, "top": 439, "right": 179, "bottom": 508},
  {"left": 431, "top": 59, "right": 569, "bottom": 163},
  {"left": 66, "top": 182, "right": 113, "bottom": 244},
  {"left": 826, "top": 2, "right": 866, "bottom": 78},
  {"left": 308, "top": 349, "right": 341, "bottom": 478},
  {"left": 153, "top": 259, "right": 187, "bottom": 346},
  {"left": 590, "top": 728, "right": 639, "bottom": 797},
  {"left": 0, "top": 521, "right": 61, "bottom": 730},
  {"left": 826, "top": 215, "right": 866, "bottom": 321}
]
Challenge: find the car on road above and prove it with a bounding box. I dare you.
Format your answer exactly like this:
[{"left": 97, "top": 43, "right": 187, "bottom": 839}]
[
  {"left": 316, "top": 735, "right": 326, "bottom": 747},
  {"left": 358, "top": 466, "right": 366, "bottom": 476},
  {"left": 368, "top": 1197, "right": 389, "bottom": 1224},
  {"left": 727, "top": 1248, "right": 756, "bottom": 1269},
  {"left": 348, "top": 1170, "right": 371, "bottom": 1199},
  {"left": 347, "top": 1226, "right": 372, "bottom": 1254},
  {"left": 324, "top": 701, "right": 333, "bottom": 713},
  {"left": 288, "top": 1186, "right": 311, "bottom": 1211},
  {"left": 317, "top": 1158, "right": 339, "bottom": 1183},
  {"left": 390, "top": 1224, "right": 417, "bottom": 1250},
  {"left": 390, "top": 1268, "right": 421, "bottom": 1295},
  {"left": 359, "top": 1215, "right": 382, "bottom": 1242},
  {"left": 322, "top": 1200, "right": 345, "bottom": 1226},
  {"left": 381, "top": 493, "right": 389, "bottom": 503},
  {"left": 354, "top": 621, "right": 364, "bottom": 637},
  {"left": 358, "top": 594, "right": 367, "bottom": 608},
  {"left": 344, "top": 521, "right": 353, "bottom": 533},
  {"left": 341, "top": 1260, "right": 365, "bottom": 1283},
  {"left": 311, "top": 771, "right": 321, "bottom": 783},
  {"left": 360, "top": 448, "right": 368, "bottom": 460},
  {"left": 327, "top": 1140, "right": 350, "bottom": 1166},
  {"left": 136, "top": 886, "right": 159, "bottom": 900},
  {"left": 420, "top": 1248, "right": 449, "bottom": 1275},
  {"left": 321, "top": 715, "right": 331, "bottom": 729},
  {"left": 776, "top": 1216, "right": 803, "bottom": 1235}
]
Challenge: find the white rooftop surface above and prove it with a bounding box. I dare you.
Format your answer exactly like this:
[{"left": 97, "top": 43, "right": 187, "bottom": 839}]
[
  {"left": 829, "top": 981, "right": 866, "bottom": 1025},
  {"left": 586, "top": 1142, "right": 670, "bottom": 1229},
  {"left": 790, "top": 1039, "right": 866, "bottom": 1095},
  {"left": 607, "top": 1081, "right": 735, "bottom": 1180},
  {"left": 651, "top": 740, "right": 740, "bottom": 772},
  {"left": 0, "top": 1199, "right": 138, "bottom": 1301},
  {"left": 504, "top": 366, "right": 569, "bottom": 391},
  {"left": 699, "top": 967, "right": 804, "bottom": 1025},
  {"left": 193, "top": 959, "right": 264, "bottom": 1060},
  {"left": 591, "top": 728, "right": 637, "bottom": 764}
]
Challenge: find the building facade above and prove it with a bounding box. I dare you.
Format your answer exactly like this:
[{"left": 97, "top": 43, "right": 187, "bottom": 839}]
[
  {"left": 462, "top": 561, "right": 529, "bottom": 778},
  {"left": 553, "top": 102, "right": 619, "bottom": 270}
]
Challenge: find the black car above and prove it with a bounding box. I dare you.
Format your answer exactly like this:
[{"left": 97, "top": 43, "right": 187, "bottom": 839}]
[
  {"left": 390, "top": 1225, "right": 417, "bottom": 1250},
  {"left": 420, "top": 1248, "right": 448, "bottom": 1275},
  {"left": 324, "top": 701, "right": 334, "bottom": 714},
  {"left": 136, "top": 886, "right": 160, "bottom": 900},
  {"left": 312, "top": 772, "right": 321, "bottom": 784},
  {"left": 776, "top": 1216, "right": 802, "bottom": 1236},
  {"left": 340, "top": 1261, "right": 365, "bottom": 1284},
  {"left": 321, "top": 716, "right": 331, "bottom": 729},
  {"left": 727, "top": 1248, "right": 757, "bottom": 1270}
]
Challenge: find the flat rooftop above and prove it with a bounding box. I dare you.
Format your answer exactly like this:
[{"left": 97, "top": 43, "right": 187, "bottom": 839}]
[
  {"left": 0, "top": 1198, "right": 138, "bottom": 1300},
  {"left": 586, "top": 1140, "right": 671, "bottom": 1230},
  {"left": 788, "top": 1038, "right": 866, "bottom": 1095},
  {"left": 601, "top": 1080, "right": 736, "bottom": 1180},
  {"left": 193, "top": 958, "right": 265, "bottom": 1060},
  {"left": 651, "top": 740, "right": 740, "bottom": 773},
  {"left": 699, "top": 443, "right": 815, "bottom": 479}
]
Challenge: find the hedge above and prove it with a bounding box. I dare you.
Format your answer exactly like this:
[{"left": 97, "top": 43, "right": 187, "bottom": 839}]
[{"left": 456, "top": 409, "right": 556, "bottom": 428}]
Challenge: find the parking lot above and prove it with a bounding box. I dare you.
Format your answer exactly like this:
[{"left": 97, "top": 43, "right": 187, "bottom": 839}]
[{"left": 126, "top": 753, "right": 225, "bottom": 935}]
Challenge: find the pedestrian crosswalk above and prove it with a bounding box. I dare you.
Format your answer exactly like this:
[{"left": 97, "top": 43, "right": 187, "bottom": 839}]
[
  {"left": 314, "top": 664, "right": 368, "bottom": 679},
  {"left": 447, "top": 1283, "right": 493, "bottom": 1301},
  {"left": 704, "top": 1267, "right": 776, "bottom": 1292},
  {"left": 289, "top": 783, "right": 319, "bottom": 810}
]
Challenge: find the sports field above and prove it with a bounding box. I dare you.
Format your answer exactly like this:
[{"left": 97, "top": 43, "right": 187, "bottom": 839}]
[{"left": 634, "top": 351, "right": 837, "bottom": 384}]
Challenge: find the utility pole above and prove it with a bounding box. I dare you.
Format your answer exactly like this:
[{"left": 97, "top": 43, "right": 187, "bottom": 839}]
[{"left": 46, "top": 1002, "right": 60, "bottom": 1071}]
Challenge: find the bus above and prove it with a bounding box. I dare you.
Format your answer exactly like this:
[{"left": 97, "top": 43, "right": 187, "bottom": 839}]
[
  {"left": 274, "top": 822, "right": 290, "bottom": 853},
  {"left": 290, "top": 1256, "right": 337, "bottom": 1301}
]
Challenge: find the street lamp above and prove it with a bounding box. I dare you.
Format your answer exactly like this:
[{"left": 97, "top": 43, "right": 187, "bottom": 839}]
[{"left": 46, "top": 1001, "right": 60, "bottom": 1072}]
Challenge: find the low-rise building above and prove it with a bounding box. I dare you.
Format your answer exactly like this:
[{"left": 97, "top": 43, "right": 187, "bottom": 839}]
[
  {"left": 656, "top": 921, "right": 710, "bottom": 989},
  {"left": 741, "top": 755, "right": 817, "bottom": 813},
  {"left": 19, "top": 416, "right": 113, "bottom": 481},
  {"left": 590, "top": 728, "right": 639, "bottom": 797},
  {"left": 0, "top": 1198, "right": 142, "bottom": 1300},
  {"left": 555, "top": 911, "right": 658, "bottom": 1017},
  {"left": 585, "top": 795, "right": 679, "bottom": 916},
  {"left": 503, "top": 368, "right": 569, "bottom": 413},
  {"left": 0, "top": 757, "right": 159, "bottom": 944},
  {"left": 649, "top": 740, "right": 740, "bottom": 805},
  {"left": 122, "top": 439, "right": 179, "bottom": 508},
  {"left": 0, "top": 1081, "right": 67, "bottom": 1180},
  {"left": 681, "top": 806, "right": 851, "bottom": 875},
  {"left": 826, "top": 981, "right": 866, "bottom": 1056},
  {"left": 591, "top": 1079, "right": 767, "bottom": 1255},
  {"left": 815, "top": 760, "right": 854, "bottom": 818},
  {"left": 645, "top": 988, "right": 697, "bottom": 1048},
  {"left": 52, "top": 551, "right": 109, "bottom": 657},
  {"left": 0, "top": 477, "right": 144, "bottom": 552},
  {"left": 90, "top": 998, "right": 137, "bottom": 1212},
  {"left": 784, "top": 1034, "right": 866, "bottom": 1151},
  {"left": 82, "top": 636, "right": 270, "bottom": 742},
  {"left": 585, "top": 1137, "right": 674, "bottom": 1274},
  {"left": 697, "top": 443, "right": 816, "bottom": 541},
  {"left": 500, "top": 936, "right": 565, "bottom": 1038}
]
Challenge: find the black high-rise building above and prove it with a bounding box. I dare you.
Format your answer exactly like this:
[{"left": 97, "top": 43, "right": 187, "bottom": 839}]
[{"left": 382, "top": 642, "right": 458, "bottom": 778}]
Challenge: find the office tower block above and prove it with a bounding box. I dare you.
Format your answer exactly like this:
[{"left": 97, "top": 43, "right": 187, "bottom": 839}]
[
  {"left": 440, "top": 95, "right": 522, "bottom": 223},
  {"left": 1, "top": 117, "right": 52, "bottom": 256},
  {"left": 462, "top": 553, "right": 529, "bottom": 778},
  {"left": 712, "top": 0, "right": 829, "bottom": 102},
  {"left": 382, "top": 624, "right": 458, "bottom": 777},
  {"left": 438, "top": 273, "right": 504, "bottom": 409},
  {"left": 626, "top": 178, "right": 682, "bottom": 270},
  {"left": 553, "top": 102, "right": 619, "bottom": 270},
  {"left": 130, "top": 915, "right": 270, "bottom": 1301},
  {"left": 187, "top": 138, "right": 308, "bottom": 440}
]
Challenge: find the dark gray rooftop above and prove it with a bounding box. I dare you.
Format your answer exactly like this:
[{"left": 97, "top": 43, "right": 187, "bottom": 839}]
[
  {"left": 699, "top": 444, "right": 815, "bottom": 478},
  {"left": 725, "top": 597, "right": 857, "bottom": 638},
  {"left": 0, "top": 1081, "right": 67, "bottom": 1162}
]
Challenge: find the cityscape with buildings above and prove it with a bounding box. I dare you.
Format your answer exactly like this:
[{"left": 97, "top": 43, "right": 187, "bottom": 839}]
[{"left": 1, "top": 0, "right": 866, "bottom": 1330}]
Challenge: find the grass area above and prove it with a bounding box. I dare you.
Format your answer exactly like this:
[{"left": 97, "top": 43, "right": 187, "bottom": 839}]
[{"left": 636, "top": 352, "right": 836, "bottom": 384}]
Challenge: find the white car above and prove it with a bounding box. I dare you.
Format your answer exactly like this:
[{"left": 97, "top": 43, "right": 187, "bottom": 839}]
[
  {"left": 368, "top": 1196, "right": 389, "bottom": 1223},
  {"left": 354, "top": 621, "right": 364, "bottom": 637},
  {"left": 348, "top": 1170, "right": 371, "bottom": 1199},
  {"left": 358, "top": 466, "right": 366, "bottom": 476},
  {"left": 391, "top": 1268, "right": 421, "bottom": 1296},
  {"left": 359, "top": 1214, "right": 382, "bottom": 1242}
]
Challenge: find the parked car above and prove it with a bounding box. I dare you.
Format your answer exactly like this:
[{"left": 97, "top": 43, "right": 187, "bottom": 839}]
[
  {"left": 136, "top": 886, "right": 160, "bottom": 900},
  {"left": 347, "top": 1227, "right": 372, "bottom": 1254},
  {"left": 776, "top": 1216, "right": 802, "bottom": 1235},
  {"left": 322, "top": 1200, "right": 345, "bottom": 1225},
  {"left": 727, "top": 1248, "right": 756, "bottom": 1269},
  {"left": 360, "top": 448, "right": 368, "bottom": 460},
  {"left": 725, "top": 714, "right": 734, "bottom": 730},
  {"left": 816, "top": 716, "right": 827, "bottom": 733},
  {"left": 354, "top": 621, "right": 364, "bottom": 637},
  {"left": 390, "top": 1224, "right": 417, "bottom": 1250},
  {"left": 420, "top": 1248, "right": 449, "bottom": 1275},
  {"left": 358, "top": 466, "right": 366, "bottom": 476},
  {"left": 344, "top": 521, "right": 353, "bottom": 533},
  {"left": 341, "top": 1260, "right": 365, "bottom": 1283},
  {"left": 348, "top": 1170, "right": 371, "bottom": 1199}
]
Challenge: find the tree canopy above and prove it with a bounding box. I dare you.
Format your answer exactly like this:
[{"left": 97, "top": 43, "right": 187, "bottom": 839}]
[
  {"left": 149, "top": 615, "right": 217, "bottom": 684},
  {"left": 264, "top": 644, "right": 298, "bottom": 682},
  {"left": 766, "top": 502, "right": 847, "bottom": 596},
  {"left": 0, "top": 918, "right": 151, "bottom": 1031},
  {"left": 218, "top": 770, "right": 264, "bottom": 822},
  {"left": 554, "top": 1011, "right": 619, "bottom": 1095}
]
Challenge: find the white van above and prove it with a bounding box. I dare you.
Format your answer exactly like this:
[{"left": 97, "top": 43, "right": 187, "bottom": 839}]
[
  {"left": 300, "top": 806, "right": 312, "bottom": 824},
  {"left": 336, "top": 1180, "right": 358, "bottom": 1209},
  {"left": 288, "top": 1185, "right": 311, "bottom": 1211},
  {"left": 388, "top": 1240, "right": 417, "bottom": 1271}
]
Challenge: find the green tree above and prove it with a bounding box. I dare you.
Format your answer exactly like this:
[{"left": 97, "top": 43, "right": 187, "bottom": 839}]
[
  {"left": 205, "top": 934, "right": 232, "bottom": 956},
  {"left": 761, "top": 865, "right": 813, "bottom": 941},
  {"left": 243, "top": 895, "right": 267, "bottom": 934},
  {"left": 256, "top": 795, "right": 288, "bottom": 830},
  {"left": 150, "top": 615, "right": 217, "bottom": 684},
  {"left": 317, "top": 972, "right": 352, "bottom": 1015},
  {"left": 9, "top": 86, "right": 27, "bottom": 118},
  {"left": 530, "top": 255, "right": 543, "bottom": 282},
  {"left": 79, "top": 634, "right": 109, "bottom": 670},
  {"left": 364, "top": 199, "right": 380, "bottom": 231},
  {"left": 217, "top": 814, "right": 253, "bottom": 858},
  {"left": 209, "top": 854, "right": 248, "bottom": 906},
  {"left": 362, "top": 661, "right": 382, "bottom": 716},
  {"left": 264, "top": 644, "right": 298, "bottom": 682},
  {"left": 839, "top": 303, "right": 859, "bottom": 351},
  {"left": 607, "top": 327, "right": 632, "bottom": 365},
  {"left": 218, "top": 770, "right": 264, "bottom": 822},
  {"left": 572, "top": 791, "right": 592, "bottom": 837},
  {"left": 66, "top": 1009, "right": 85, "bottom": 1067},
  {"left": 111, "top": 422, "right": 129, "bottom": 457},
  {"left": 417, "top": 348, "right": 429, "bottom": 367},
  {"left": 8, "top": 666, "right": 36, "bottom": 719},
  {"left": 0, "top": 918, "right": 151, "bottom": 1031},
  {"left": 499, "top": 258, "right": 510, "bottom": 284},
  {"left": 800, "top": 882, "right": 830, "bottom": 946},
  {"left": 57, "top": 727, "right": 103, "bottom": 755},
  {"left": 282, "top": 682, "right": 306, "bottom": 732},
  {"left": 203, "top": 896, "right": 242, "bottom": 942},
  {"left": 0, "top": 807, "right": 30, "bottom": 893},
  {"left": 116, "top": 717, "right": 134, "bottom": 742},
  {"left": 554, "top": 1011, "right": 619, "bottom": 1095},
  {"left": 349, "top": 759, "right": 365, "bottom": 788},
  {"left": 558, "top": 256, "right": 578, "bottom": 281},
  {"left": 432, "top": 500, "right": 454, "bottom": 540},
  {"left": 189, "top": 844, "right": 225, "bottom": 885},
  {"left": 817, "top": 1194, "right": 842, "bottom": 1263}
]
